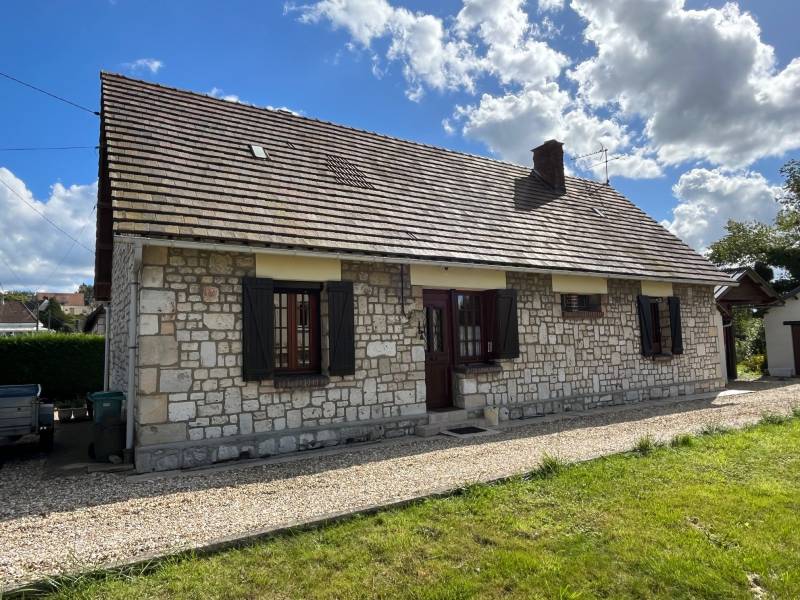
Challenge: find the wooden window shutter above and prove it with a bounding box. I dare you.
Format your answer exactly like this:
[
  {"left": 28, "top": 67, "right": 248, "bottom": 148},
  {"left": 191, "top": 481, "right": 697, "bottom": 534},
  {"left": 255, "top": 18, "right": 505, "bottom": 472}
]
[
  {"left": 241, "top": 276, "right": 274, "bottom": 381},
  {"left": 637, "top": 295, "right": 654, "bottom": 357},
  {"left": 327, "top": 280, "right": 355, "bottom": 375},
  {"left": 668, "top": 296, "right": 683, "bottom": 355},
  {"left": 492, "top": 289, "right": 520, "bottom": 359}
]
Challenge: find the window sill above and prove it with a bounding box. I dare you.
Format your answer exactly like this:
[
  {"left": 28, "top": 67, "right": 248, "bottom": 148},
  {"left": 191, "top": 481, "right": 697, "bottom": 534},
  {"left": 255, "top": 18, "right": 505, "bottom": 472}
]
[
  {"left": 274, "top": 373, "right": 330, "bottom": 390},
  {"left": 650, "top": 352, "right": 673, "bottom": 361},
  {"left": 455, "top": 362, "right": 503, "bottom": 375}
]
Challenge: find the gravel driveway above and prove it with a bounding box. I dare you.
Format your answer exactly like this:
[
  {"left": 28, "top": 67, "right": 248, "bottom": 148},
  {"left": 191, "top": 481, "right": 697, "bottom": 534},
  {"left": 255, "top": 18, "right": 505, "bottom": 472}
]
[{"left": 2, "top": 380, "right": 798, "bottom": 591}]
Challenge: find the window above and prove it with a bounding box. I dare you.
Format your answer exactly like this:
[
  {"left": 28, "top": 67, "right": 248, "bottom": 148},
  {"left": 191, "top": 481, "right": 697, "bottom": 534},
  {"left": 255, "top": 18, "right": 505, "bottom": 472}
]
[
  {"left": 456, "top": 292, "right": 485, "bottom": 362},
  {"left": 637, "top": 295, "right": 682, "bottom": 358},
  {"left": 561, "top": 293, "right": 602, "bottom": 316},
  {"left": 274, "top": 289, "right": 320, "bottom": 373},
  {"left": 649, "top": 300, "right": 663, "bottom": 354},
  {"left": 426, "top": 306, "right": 444, "bottom": 353}
]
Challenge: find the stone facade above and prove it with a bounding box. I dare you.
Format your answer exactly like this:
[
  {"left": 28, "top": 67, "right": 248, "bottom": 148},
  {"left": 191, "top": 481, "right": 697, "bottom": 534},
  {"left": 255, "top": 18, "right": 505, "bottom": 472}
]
[
  {"left": 110, "top": 243, "right": 725, "bottom": 472},
  {"left": 108, "top": 240, "right": 135, "bottom": 392},
  {"left": 452, "top": 274, "right": 724, "bottom": 420},
  {"left": 131, "top": 246, "right": 427, "bottom": 472}
]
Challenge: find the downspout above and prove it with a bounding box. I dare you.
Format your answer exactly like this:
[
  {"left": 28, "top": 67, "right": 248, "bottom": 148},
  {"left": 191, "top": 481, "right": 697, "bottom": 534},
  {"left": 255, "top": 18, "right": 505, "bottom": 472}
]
[
  {"left": 124, "top": 243, "right": 142, "bottom": 463},
  {"left": 103, "top": 303, "right": 111, "bottom": 391}
]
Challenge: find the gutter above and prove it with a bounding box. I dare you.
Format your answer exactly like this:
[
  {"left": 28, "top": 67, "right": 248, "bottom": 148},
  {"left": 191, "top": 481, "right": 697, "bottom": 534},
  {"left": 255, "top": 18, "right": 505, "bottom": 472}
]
[
  {"left": 117, "top": 235, "right": 735, "bottom": 288},
  {"left": 124, "top": 242, "right": 142, "bottom": 463}
]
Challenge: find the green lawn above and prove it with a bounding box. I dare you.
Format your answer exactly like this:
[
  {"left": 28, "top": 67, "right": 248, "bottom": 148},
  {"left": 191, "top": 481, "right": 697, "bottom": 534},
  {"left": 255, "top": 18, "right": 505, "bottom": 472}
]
[{"left": 32, "top": 416, "right": 800, "bottom": 599}]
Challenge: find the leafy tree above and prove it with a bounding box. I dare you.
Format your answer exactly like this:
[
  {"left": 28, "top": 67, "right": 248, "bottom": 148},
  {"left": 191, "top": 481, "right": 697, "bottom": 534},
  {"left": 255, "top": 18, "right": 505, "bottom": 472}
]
[
  {"left": 78, "top": 282, "right": 94, "bottom": 305},
  {"left": 708, "top": 159, "right": 800, "bottom": 293},
  {"left": 37, "top": 298, "right": 74, "bottom": 332}
]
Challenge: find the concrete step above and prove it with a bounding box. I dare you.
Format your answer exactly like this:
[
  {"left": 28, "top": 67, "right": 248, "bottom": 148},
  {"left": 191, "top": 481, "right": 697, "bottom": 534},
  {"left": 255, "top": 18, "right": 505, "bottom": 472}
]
[{"left": 426, "top": 409, "right": 468, "bottom": 425}]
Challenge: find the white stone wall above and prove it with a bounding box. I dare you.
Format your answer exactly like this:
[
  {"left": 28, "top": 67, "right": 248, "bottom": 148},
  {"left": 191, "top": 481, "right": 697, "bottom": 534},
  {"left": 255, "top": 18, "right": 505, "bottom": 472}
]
[
  {"left": 123, "top": 244, "right": 725, "bottom": 472},
  {"left": 451, "top": 274, "right": 725, "bottom": 418},
  {"left": 108, "top": 239, "right": 135, "bottom": 392},
  {"left": 132, "top": 247, "right": 427, "bottom": 470}
]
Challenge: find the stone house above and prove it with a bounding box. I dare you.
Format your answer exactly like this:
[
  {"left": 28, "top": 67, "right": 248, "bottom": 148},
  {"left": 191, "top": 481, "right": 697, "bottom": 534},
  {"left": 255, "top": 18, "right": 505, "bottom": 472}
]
[
  {"left": 764, "top": 285, "right": 800, "bottom": 377},
  {"left": 94, "top": 74, "right": 731, "bottom": 472}
]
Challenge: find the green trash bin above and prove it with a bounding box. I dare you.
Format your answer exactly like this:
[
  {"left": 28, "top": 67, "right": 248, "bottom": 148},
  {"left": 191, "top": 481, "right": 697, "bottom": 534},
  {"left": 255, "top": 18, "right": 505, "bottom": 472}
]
[
  {"left": 88, "top": 391, "right": 124, "bottom": 425},
  {"left": 87, "top": 391, "right": 125, "bottom": 461}
]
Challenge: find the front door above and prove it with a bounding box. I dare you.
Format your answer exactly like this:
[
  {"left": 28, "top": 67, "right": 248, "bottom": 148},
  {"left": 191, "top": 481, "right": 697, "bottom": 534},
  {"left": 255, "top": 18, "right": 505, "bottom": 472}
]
[
  {"left": 792, "top": 325, "right": 800, "bottom": 376},
  {"left": 423, "top": 290, "right": 454, "bottom": 410}
]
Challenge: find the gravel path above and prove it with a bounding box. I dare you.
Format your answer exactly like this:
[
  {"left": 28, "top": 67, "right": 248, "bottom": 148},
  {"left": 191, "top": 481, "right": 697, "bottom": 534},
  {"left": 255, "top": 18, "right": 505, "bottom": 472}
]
[{"left": 2, "top": 380, "right": 798, "bottom": 590}]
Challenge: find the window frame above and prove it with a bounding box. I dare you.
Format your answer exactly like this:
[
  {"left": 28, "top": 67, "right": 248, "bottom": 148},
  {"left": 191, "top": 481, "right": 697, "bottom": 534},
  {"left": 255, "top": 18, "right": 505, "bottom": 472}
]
[
  {"left": 560, "top": 293, "right": 603, "bottom": 317},
  {"left": 273, "top": 282, "right": 322, "bottom": 375},
  {"left": 453, "top": 290, "right": 492, "bottom": 364}
]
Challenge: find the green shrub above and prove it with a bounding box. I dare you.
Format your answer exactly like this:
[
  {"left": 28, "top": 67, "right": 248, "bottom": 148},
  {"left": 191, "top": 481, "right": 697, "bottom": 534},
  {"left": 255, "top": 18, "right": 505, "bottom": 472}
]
[
  {"left": 670, "top": 434, "right": 694, "bottom": 448},
  {"left": 760, "top": 412, "right": 790, "bottom": 426},
  {"left": 738, "top": 354, "right": 766, "bottom": 375},
  {"left": 633, "top": 434, "right": 656, "bottom": 455},
  {"left": 0, "top": 334, "right": 104, "bottom": 403},
  {"left": 533, "top": 453, "right": 566, "bottom": 478}
]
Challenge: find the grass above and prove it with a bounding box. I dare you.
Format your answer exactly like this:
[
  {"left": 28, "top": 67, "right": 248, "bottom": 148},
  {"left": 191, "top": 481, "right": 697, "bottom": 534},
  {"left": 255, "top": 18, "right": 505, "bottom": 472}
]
[
  {"left": 633, "top": 433, "right": 657, "bottom": 455},
  {"left": 19, "top": 418, "right": 800, "bottom": 600}
]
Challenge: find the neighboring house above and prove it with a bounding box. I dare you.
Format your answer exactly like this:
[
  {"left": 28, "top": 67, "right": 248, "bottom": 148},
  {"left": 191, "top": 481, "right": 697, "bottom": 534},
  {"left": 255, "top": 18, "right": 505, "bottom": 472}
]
[
  {"left": 714, "top": 268, "right": 781, "bottom": 379},
  {"left": 82, "top": 304, "right": 106, "bottom": 334},
  {"left": 0, "top": 299, "right": 45, "bottom": 336},
  {"left": 764, "top": 285, "right": 800, "bottom": 377},
  {"left": 35, "top": 291, "right": 91, "bottom": 316},
  {"left": 94, "top": 74, "right": 731, "bottom": 473}
]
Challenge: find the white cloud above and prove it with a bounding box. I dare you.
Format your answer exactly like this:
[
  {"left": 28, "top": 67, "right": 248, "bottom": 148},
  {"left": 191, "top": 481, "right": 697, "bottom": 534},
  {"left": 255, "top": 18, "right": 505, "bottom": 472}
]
[
  {"left": 662, "top": 168, "right": 780, "bottom": 251},
  {"left": 538, "top": 0, "right": 563, "bottom": 12},
  {"left": 570, "top": 0, "right": 800, "bottom": 168},
  {"left": 208, "top": 87, "right": 241, "bottom": 103},
  {"left": 0, "top": 168, "right": 96, "bottom": 292},
  {"left": 122, "top": 58, "right": 164, "bottom": 74}
]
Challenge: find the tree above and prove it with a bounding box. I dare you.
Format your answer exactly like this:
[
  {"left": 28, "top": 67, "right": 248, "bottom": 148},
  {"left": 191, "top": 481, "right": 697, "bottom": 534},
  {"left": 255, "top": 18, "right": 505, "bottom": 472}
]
[
  {"left": 708, "top": 159, "right": 800, "bottom": 293},
  {"left": 78, "top": 283, "right": 94, "bottom": 305}
]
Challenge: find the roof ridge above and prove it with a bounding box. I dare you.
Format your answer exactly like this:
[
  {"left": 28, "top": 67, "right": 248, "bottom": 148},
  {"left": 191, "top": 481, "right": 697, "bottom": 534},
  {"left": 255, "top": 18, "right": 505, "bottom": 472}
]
[{"left": 100, "top": 71, "right": 607, "bottom": 186}]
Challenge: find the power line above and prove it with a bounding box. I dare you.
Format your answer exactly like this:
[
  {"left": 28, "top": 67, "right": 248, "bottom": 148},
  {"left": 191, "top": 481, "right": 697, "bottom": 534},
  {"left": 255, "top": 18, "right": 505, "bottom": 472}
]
[
  {"left": 0, "top": 250, "right": 24, "bottom": 287},
  {"left": 0, "top": 176, "right": 94, "bottom": 254},
  {"left": 0, "top": 145, "right": 98, "bottom": 152},
  {"left": 41, "top": 205, "right": 97, "bottom": 287},
  {"left": 0, "top": 71, "right": 99, "bottom": 116}
]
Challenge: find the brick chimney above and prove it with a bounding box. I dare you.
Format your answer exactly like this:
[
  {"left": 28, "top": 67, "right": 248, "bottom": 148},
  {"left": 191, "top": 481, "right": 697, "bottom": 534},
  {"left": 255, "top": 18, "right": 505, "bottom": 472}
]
[{"left": 532, "top": 139, "right": 565, "bottom": 191}]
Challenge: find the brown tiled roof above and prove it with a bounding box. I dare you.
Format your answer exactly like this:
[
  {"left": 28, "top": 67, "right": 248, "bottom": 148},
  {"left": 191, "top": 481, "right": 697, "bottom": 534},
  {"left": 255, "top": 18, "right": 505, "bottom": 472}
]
[
  {"left": 0, "top": 300, "right": 36, "bottom": 324},
  {"left": 99, "top": 73, "right": 729, "bottom": 284}
]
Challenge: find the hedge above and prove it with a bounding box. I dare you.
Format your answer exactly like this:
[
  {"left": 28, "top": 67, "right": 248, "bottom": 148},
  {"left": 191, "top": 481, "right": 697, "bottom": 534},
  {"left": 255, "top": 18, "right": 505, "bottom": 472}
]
[{"left": 0, "top": 333, "right": 105, "bottom": 403}]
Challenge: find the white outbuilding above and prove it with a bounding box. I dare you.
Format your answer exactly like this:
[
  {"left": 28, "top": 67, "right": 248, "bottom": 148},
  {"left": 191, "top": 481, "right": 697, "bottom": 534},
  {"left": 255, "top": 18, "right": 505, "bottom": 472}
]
[{"left": 764, "top": 285, "right": 800, "bottom": 377}]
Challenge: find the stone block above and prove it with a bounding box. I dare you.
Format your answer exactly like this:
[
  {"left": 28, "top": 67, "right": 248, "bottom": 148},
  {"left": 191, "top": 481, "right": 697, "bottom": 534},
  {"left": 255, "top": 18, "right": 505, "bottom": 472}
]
[
  {"left": 139, "top": 368, "right": 158, "bottom": 395},
  {"left": 160, "top": 369, "right": 192, "bottom": 393},
  {"left": 258, "top": 438, "right": 276, "bottom": 456},
  {"left": 209, "top": 253, "right": 233, "bottom": 274},
  {"left": 367, "top": 341, "right": 396, "bottom": 357},
  {"left": 140, "top": 314, "right": 159, "bottom": 336},
  {"left": 140, "top": 336, "right": 179, "bottom": 366},
  {"left": 202, "top": 286, "right": 219, "bottom": 303},
  {"left": 460, "top": 378, "right": 477, "bottom": 394},
  {"left": 142, "top": 265, "right": 164, "bottom": 288},
  {"left": 218, "top": 445, "right": 239, "bottom": 461},
  {"left": 137, "top": 422, "right": 187, "bottom": 445},
  {"left": 200, "top": 341, "right": 217, "bottom": 367},
  {"left": 168, "top": 401, "right": 197, "bottom": 422},
  {"left": 411, "top": 345, "right": 425, "bottom": 362},
  {"left": 224, "top": 387, "right": 242, "bottom": 413},
  {"left": 142, "top": 245, "right": 168, "bottom": 265},
  {"left": 278, "top": 435, "right": 297, "bottom": 453},
  {"left": 139, "top": 394, "right": 168, "bottom": 424},
  {"left": 204, "top": 313, "right": 235, "bottom": 330},
  {"left": 240, "top": 412, "right": 253, "bottom": 435},
  {"left": 140, "top": 290, "right": 176, "bottom": 314}
]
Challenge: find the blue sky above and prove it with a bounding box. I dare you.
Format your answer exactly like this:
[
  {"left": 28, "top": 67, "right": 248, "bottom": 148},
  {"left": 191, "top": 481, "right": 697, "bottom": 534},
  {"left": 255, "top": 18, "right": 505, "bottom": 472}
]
[{"left": 1, "top": 0, "right": 799, "bottom": 291}]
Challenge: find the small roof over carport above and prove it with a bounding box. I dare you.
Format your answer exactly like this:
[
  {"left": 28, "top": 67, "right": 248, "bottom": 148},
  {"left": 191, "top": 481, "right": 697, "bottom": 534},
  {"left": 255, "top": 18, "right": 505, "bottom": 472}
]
[{"left": 715, "top": 268, "right": 781, "bottom": 316}]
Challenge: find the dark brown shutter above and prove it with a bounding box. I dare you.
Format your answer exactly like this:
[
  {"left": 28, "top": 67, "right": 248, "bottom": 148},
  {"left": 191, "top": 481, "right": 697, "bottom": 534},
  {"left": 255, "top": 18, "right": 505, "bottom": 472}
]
[
  {"left": 327, "top": 280, "right": 355, "bottom": 375},
  {"left": 241, "top": 276, "right": 274, "bottom": 381},
  {"left": 492, "top": 289, "right": 519, "bottom": 359},
  {"left": 637, "top": 295, "right": 654, "bottom": 357},
  {"left": 668, "top": 296, "right": 683, "bottom": 355}
]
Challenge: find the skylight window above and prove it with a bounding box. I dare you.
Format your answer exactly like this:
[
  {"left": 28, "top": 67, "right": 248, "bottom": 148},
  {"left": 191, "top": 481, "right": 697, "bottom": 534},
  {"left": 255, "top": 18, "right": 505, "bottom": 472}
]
[{"left": 250, "top": 145, "right": 269, "bottom": 159}]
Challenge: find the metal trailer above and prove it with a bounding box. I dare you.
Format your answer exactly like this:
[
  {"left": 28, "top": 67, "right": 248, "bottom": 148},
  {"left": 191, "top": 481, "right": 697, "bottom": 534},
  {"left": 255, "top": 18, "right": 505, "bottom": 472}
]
[{"left": 0, "top": 384, "right": 54, "bottom": 451}]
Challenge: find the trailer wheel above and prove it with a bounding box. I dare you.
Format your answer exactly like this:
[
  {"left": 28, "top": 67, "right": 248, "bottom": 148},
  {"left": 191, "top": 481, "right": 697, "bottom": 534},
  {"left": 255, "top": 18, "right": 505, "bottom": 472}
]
[{"left": 39, "top": 428, "right": 54, "bottom": 452}]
